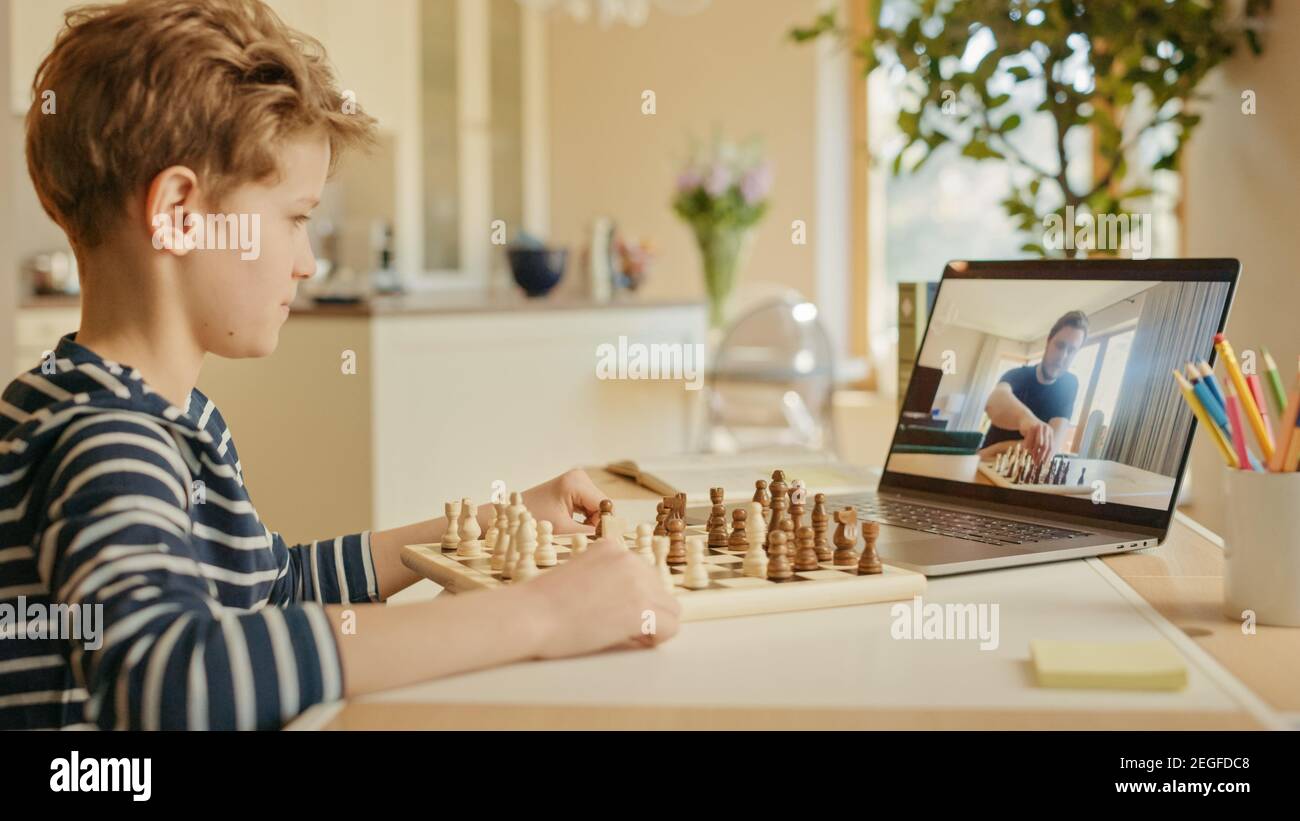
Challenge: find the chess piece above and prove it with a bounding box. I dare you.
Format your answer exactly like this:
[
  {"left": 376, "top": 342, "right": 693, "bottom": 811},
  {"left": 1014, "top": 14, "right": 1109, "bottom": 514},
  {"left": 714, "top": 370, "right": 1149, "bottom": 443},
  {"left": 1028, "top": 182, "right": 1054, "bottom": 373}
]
[
  {"left": 767, "top": 530, "right": 793, "bottom": 580},
  {"left": 812, "top": 493, "right": 832, "bottom": 561},
  {"left": 753, "top": 479, "right": 770, "bottom": 516},
  {"left": 456, "top": 497, "right": 483, "bottom": 557},
  {"left": 501, "top": 500, "right": 524, "bottom": 579},
  {"left": 535, "top": 520, "right": 557, "bottom": 567},
  {"left": 666, "top": 515, "right": 686, "bottom": 565},
  {"left": 742, "top": 514, "right": 768, "bottom": 578},
  {"left": 594, "top": 499, "right": 614, "bottom": 538},
  {"left": 1077, "top": 466, "right": 1087, "bottom": 486},
  {"left": 570, "top": 532, "right": 588, "bottom": 555},
  {"left": 832, "top": 507, "right": 860, "bottom": 566},
  {"left": 708, "top": 487, "right": 728, "bottom": 548},
  {"left": 653, "top": 499, "right": 669, "bottom": 536},
  {"left": 634, "top": 522, "right": 655, "bottom": 563},
  {"left": 767, "top": 470, "right": 789, "bottom": 550},
  {"left": 443, "top": 500, "right": 461, "bottom": 553},
  {"left": 856, "top": 519, "right": 882, "bottom": 575},
  {"left": 514, "top": 515, "right": 539, "bottom": 582},
  {"left": 683, "top": 536, "right": 710, "bottom": 590},
  {"left": 491, "top": 519, "right": 512, "bottom": 571},
  {"left": 794, "top": 523, "right": 819, "bottom": 572},
  {"left": 788, "top": 483, "right": 806, "bottom": 533},
  {"left": 746, "top": 501, "right": 767, "bottom": 553},
  {"left": 484, "top": 501, "right": 505, "bottom": 555},
  {"left": 728, "top": 508, "right": 748, "bottom": 550},
  {"left": 652, "top": 535, "right": 674, "bottom": 592}
]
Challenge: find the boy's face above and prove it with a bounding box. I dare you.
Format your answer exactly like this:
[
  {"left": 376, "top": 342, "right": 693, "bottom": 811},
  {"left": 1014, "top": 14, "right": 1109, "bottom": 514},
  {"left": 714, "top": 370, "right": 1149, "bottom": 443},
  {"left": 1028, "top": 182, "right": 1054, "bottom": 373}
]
[{"left": 176, "top": 133, "right": 328, "bottom": 359}]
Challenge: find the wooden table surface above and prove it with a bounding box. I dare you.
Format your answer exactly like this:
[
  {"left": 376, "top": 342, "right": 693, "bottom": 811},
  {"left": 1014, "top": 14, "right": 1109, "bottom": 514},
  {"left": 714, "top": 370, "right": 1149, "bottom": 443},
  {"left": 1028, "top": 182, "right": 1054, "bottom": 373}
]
[{"left": 309, "top": 468, "right": 1298, "bottom": 731}]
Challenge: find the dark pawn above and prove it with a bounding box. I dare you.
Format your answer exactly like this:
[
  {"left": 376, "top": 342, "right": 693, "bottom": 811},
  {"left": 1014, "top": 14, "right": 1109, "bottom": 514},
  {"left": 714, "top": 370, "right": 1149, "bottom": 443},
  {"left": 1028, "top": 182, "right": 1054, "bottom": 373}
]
[
  {"left": 667, "top": 516, "right": 686, "bottom": 565},
  {"left": 794, "top": 524, "right": 819, "bottom": 572},
  {"left": 594, "top": 498, "right": 614, "bottom": 538},
  {"left": 728, "top": 508, "right": 748, "bottom": 550},
  {"left": 767, "top": 530, "right": 793, "bottom": 580},
  {"left": 856, "top": 519, "right": 882, "bottom": 575}
]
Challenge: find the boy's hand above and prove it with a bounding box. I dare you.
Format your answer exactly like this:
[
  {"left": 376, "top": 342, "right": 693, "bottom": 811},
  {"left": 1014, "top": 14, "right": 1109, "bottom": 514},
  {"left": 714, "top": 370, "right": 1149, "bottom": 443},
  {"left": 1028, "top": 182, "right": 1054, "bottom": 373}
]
[
  {"left": 521, "top": 537, "right": 682, "bottom": 658},
  {"left": 520, "top": 469, "right": 608, "bottom": 534}
]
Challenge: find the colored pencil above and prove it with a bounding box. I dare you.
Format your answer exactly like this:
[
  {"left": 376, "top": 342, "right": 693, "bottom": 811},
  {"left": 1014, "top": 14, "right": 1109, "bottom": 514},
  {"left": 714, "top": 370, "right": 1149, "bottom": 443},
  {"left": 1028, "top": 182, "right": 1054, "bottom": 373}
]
[
  {"left": 1174, "top": 370, "right": 1238, "bottom": 468},
  {"left": 1261, "top": 348, "right": 1288, "bottom": 417},
  {"left": 1215, "top": 334, "right": 1274, "bottom": 461}
]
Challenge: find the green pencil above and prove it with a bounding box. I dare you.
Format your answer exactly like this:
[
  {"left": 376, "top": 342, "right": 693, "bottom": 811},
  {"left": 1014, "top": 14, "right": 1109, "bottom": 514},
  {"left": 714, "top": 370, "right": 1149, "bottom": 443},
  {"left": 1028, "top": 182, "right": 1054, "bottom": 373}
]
[{"left": 1262, "top": 348, "right": 1288, "bottom": 417}]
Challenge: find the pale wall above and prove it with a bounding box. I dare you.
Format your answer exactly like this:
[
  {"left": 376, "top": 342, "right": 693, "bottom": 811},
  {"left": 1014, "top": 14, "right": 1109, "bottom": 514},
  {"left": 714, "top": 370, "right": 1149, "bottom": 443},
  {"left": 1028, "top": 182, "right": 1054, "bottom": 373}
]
[
  {"left": 546, "top": 0, "right": 824, "bottom": 308},
  {"left": 1183, "top": 3, "right": 1300, "bottom": 533}
]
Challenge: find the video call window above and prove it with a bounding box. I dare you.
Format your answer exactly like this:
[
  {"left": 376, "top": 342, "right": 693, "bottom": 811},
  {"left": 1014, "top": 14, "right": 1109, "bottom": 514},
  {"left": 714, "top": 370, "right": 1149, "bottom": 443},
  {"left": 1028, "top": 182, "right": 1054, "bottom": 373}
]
[{"left": 888, "top": 278, "right": 1231, "bottom": 511}]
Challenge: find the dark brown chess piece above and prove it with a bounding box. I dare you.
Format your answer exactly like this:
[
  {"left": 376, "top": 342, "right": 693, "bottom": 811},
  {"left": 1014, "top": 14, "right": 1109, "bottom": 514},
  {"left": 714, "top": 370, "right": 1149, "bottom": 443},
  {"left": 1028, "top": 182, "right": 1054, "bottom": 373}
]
[
  {"left": 812, "top": 493, "right": 832, "bottom": 561},
  {"left": 856, "top": 518, "right": 882, "bottom": 575},
  {"left": 653, "top": 499, "right": 669, "bottom": 537},
  {"left": 708, "top": 487, "right": 728, "bottom": 548},
  {"left": 728, "top": 508, "right": 748, "bottom": 550},
  {"left": 666, "top": 516, "right": 686, "bottom": 565},
  {"left": 753, "top": 479, "right": 770, "bottom": 517},
  {"left": 767, "top": 529, "right": 793, "bottom": 580},
  {"left": 832, "top": 507, "right": 859, "bottom": 566},
  {"left": 767, "top": 470, "right": 789, "bottom": 551},
  {"left": 594, "top": 498, "right": 613, "bottom": 538},
  {"left": 794, "top": 523, "right": 819, "bottom": 572}
]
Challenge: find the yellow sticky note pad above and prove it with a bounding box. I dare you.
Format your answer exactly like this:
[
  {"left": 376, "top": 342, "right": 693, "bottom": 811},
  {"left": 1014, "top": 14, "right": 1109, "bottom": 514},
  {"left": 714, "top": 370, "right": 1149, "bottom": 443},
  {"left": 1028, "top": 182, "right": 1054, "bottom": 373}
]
[{"left": 1030, "top": 640, "right": 1188, "bottom": 691}]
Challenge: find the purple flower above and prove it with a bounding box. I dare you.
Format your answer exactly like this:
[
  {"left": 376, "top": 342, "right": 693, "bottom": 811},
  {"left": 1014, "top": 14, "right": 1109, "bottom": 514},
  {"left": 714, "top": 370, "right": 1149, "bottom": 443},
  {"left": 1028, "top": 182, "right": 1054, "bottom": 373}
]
[
  {"left": 676, "top": 167, "right": 703, "bottom": 194},
  {"left": 740, "top": 162, "right": 773, "bottom": 205},
  {"left": 703, "top": 163, "right": 732, "bottom": 198}
]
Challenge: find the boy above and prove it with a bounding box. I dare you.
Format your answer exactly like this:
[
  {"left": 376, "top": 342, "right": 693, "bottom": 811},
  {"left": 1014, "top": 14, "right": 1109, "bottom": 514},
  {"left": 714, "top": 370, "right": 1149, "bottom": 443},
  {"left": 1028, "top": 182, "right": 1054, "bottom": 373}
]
[{"left": 0, "top": 0, "right": 678, "bottom": 730}]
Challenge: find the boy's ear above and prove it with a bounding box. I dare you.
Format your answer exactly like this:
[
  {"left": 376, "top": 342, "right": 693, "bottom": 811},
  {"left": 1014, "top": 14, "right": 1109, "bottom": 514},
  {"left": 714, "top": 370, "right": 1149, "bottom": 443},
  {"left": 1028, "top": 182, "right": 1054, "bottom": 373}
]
[{"left": 145, "top": 165, "right": 202, "bottom": 257}]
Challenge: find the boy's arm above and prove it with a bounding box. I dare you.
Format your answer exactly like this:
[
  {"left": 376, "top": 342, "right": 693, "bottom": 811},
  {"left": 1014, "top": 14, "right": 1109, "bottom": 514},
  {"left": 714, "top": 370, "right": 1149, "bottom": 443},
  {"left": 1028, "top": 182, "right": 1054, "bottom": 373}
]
[
  {"left": 39, "top": 418, "right": 345, "bottom": 730},
  {"left": 265, "top": 529, "right": 383, "bottom": 605}
]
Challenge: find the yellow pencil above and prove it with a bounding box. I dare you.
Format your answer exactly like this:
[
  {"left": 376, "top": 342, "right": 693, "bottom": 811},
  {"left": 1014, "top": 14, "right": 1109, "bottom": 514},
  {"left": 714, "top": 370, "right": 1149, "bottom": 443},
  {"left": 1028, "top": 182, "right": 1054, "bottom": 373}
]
[
  {"left": 1173, "top": 370, "right": 1238, "bottom": 469},
  {"left": 1214, "top": 334, "right": 1274, "bottom": 460}
]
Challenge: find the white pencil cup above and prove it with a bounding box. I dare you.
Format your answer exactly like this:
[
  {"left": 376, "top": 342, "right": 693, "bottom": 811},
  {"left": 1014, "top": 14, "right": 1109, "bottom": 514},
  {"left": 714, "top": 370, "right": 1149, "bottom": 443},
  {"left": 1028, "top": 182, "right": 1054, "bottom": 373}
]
[{"left": 1222, "top": 470, "right": 1300, "bottom": 627}]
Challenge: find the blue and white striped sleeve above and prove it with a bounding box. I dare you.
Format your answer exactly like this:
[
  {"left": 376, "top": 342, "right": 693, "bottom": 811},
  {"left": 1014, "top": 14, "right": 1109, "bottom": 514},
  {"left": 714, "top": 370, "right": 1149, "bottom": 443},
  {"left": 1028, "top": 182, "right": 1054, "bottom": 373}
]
[
  {"left": 266, "top": 531, "right": 382, "bottom": 605},
  {"left": 37, "top": 416, "right": 345, "bottom": 730}
]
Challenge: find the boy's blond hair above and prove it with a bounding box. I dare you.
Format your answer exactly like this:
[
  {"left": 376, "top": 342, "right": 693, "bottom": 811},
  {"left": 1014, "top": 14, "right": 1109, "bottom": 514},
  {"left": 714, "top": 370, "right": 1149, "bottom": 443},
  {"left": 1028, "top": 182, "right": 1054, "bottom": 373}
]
[{"left": 26, "top": 0, "right": 376, "bottom": 250}]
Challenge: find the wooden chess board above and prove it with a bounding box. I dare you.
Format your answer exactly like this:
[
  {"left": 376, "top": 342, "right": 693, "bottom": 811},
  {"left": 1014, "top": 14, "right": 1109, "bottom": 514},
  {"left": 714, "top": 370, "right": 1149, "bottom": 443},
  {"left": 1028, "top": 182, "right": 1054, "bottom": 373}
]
[{"left": 400, "top": 525, "right": 926, "bottom": 622}]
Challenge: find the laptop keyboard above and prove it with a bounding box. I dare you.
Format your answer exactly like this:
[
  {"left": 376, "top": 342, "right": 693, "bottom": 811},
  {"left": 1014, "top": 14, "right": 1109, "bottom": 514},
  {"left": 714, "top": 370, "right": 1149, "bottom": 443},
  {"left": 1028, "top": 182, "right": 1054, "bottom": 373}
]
[{"left": 841, "top": 496, "right": 1092, "bottom": 546}]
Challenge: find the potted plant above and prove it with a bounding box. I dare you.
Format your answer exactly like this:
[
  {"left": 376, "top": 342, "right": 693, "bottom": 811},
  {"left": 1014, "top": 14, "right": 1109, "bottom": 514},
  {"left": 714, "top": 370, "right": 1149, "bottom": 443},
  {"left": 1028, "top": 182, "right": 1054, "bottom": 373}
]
[
  {"left": 673, "top": 136, "right": 773, "bottom": 328},
  {"left": 792, "top": 0, "right": 1270, "bottom": 255}
]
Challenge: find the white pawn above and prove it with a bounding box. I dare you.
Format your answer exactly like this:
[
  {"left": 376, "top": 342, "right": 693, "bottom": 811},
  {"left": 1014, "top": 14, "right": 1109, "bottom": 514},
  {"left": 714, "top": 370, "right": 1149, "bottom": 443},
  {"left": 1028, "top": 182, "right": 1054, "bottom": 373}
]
[
  {"left": 456, "top": 497, "right": 483, "bottom": 557},
  {"left": 535, "top": 520, "right": 557, "bottom": 567},
  {"left": 491, "top": 519, "right": 512, "bottom": 572},
  {"left": 683, "top": 535, "right": 710, "bottom": 590},
  {"left": 570, "top": 532, "right": 588, "bottom": 555},
  {"left": 652, "top": 535, "right": 674, "bottom": 592},
  {"left": 514, "top": 515, "right": 540, "bottom": 582},
  {"left": 633, "top": 522, "right": 655, "bottom": 564},
  {"left": 484, "top": 501, "right": 505, "bottom": 556},
  {"left": 442, "top": 500, "right": 461, "bottom": 553},
  {"left": 742, "top": 508, "right": 769, "bottom": 579},
  {"left": 747, "top": 501, "right": 767, "bottom": 550}
]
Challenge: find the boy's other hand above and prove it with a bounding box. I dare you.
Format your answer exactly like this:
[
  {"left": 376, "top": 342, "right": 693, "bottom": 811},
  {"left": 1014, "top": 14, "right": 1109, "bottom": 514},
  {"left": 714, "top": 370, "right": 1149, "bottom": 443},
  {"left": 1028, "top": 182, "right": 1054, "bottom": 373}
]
[
  {"left": 520, "top": 468, "right": 608, "bottom": 534},
  {"left": 521, "top": 537, "right": 681, "bottom": 658}
]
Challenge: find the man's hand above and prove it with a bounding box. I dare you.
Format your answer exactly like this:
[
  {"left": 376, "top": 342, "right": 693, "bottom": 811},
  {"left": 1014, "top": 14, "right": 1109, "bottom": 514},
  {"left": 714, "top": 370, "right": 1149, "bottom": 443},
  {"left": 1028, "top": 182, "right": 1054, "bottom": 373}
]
[
  {"left": 1019, "top": 417, "right": 1056, "bottom": 462},
  {"left": 520, "top": 468, "right": 608, "bottom": 534}
]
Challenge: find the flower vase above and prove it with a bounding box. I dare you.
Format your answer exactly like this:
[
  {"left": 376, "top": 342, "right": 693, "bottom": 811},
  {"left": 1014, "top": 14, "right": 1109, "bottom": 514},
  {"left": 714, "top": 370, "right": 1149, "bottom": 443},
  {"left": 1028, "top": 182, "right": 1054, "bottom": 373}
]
[{"left": 695, "top": 227, "right": 752, "bottom": 330}]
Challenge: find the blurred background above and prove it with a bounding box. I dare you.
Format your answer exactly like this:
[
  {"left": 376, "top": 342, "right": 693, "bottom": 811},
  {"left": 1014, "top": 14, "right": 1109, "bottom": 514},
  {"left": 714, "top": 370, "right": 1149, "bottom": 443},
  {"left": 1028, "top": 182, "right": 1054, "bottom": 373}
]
[{"left": 0, "top": 0, "right": 1295, "bottom": 546}]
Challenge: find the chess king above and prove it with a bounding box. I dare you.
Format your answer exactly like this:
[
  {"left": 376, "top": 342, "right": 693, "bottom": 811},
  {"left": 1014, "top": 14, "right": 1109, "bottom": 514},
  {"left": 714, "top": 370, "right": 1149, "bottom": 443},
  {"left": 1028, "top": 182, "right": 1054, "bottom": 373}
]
[{"left": 979, "top": 310, "right": 1089, "bottom": 464}]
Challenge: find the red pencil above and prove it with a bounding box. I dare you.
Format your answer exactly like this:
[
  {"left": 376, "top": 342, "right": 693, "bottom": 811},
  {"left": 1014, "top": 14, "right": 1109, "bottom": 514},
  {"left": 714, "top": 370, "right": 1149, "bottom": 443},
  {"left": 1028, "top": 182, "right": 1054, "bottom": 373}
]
[{"left": 1224, "top": 384, "right": 1253, "bottom": 471}]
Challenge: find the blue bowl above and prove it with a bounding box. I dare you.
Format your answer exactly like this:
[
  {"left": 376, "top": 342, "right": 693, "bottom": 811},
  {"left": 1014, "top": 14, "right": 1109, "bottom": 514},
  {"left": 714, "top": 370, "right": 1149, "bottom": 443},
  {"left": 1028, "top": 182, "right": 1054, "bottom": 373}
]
[{"left": 507, "top": 248, "right": 567, "bottom": 297}]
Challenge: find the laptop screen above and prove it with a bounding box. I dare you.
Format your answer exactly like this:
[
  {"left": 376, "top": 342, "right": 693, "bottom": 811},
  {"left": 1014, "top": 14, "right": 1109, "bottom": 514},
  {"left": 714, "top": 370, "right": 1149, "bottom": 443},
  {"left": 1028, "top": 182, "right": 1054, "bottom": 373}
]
[{"left": 880, "top": 260, "right": 1237, "bottom": 531}]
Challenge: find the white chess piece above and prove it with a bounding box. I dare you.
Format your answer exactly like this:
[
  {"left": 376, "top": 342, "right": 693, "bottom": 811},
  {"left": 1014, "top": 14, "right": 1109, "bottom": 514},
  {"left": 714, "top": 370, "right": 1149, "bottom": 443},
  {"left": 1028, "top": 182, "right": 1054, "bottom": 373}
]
[
  {"left": 747, "top": 501, "right": 766, "bottom": 551},
  {"left": 514, "top": 515, "right": 540, "bottom": 582},
  {"left": 484, "top": 502, "right": 505, "bottom": 555},
  {"left": 535, "top": 520, "right": 557, "bottom": 567},
  {"left": 491, "top": 519, "right": 511, "bottom": 572},
  {"left": 634, "top": 522, "right": 654, "bottom": 564},
  {"left": 570, "top": 532, "right": 588, "bottom": 555},
  {"left": 443, "top": 500, "right": 461, "bottom": 553},
  {"left": 652, "top": 535, "right": 674, "bottom": 592},
  {"left": 742, "top": 509, "right": 768, "bottom": 579},
  {"left": 456, "top": 497, "right": 483, "bottom": 557},
  {"left": 682, "top": 535, "right": 710, "bottom": 590}
]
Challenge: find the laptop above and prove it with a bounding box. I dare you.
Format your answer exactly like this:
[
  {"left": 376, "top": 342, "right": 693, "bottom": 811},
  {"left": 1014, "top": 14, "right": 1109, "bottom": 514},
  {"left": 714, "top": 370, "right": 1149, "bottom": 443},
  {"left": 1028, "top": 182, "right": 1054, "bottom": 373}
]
[{"left": 698, "top": 258, "right": 1239, "bottom": 576}]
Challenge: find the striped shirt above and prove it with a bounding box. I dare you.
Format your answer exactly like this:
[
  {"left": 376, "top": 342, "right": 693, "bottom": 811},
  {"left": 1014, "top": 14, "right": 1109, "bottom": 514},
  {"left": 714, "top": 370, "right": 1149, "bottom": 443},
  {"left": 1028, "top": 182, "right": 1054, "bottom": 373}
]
[{"left": 0, "top": 332, "right": 380, "bottom": 729}]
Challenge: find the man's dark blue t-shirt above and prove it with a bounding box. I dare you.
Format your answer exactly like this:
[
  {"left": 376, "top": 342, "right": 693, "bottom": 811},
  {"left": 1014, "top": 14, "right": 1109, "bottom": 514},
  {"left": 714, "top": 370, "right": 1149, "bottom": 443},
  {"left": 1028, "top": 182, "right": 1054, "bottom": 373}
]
[{"left": 982, "top": 364, "right": 1079, "bottom": 449}]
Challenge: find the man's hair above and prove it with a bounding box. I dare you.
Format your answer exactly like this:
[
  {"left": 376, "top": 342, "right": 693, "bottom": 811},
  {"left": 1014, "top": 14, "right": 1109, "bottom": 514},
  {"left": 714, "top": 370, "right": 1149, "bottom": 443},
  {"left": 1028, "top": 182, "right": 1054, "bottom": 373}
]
[
  {"left": 1048, "top": 310, "right": 1089, "bottom": 342},
  {"left": 25, "top": 0, "right": 376, "bottom": 249}
]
